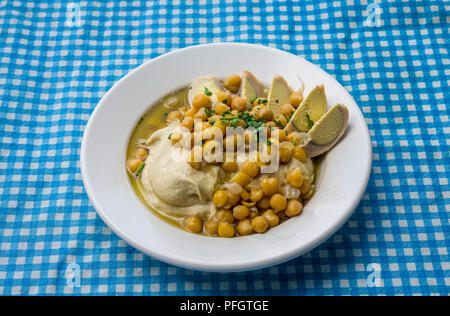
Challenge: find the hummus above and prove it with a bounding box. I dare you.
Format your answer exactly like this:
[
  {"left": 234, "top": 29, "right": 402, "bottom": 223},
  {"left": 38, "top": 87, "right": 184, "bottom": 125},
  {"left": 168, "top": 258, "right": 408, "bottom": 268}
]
[
  {"left": 140, "top": 126, "right": 219, "bottom": 220},
  {"left": 139, "top": 125, "right": 314, "bottom": 221}
]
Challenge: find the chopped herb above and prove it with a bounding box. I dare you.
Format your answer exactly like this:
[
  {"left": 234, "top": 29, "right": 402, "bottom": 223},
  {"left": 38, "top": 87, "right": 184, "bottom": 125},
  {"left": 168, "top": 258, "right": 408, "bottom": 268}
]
[
  {"left": 283, "top": 114, "right": 291, "bottom": 122},
  {"left": 205, "top": 107, "right": 215, "bottom": 117},
  {"left": 222, "top": 110, "right": 232, "bottom": 116},
  {"left": 285, "top": 130, "right": 288, "bottom": 136},
  {"left": 274, "top": 120, "right": 285, "bottom": 128},
  {"left": 257, "top": 98, "right": 267, "bottom": 105},
  {"left": 306, "top": 113, "right": 314, "bottom": 128},
  {"left": 168, "top": 133, "right": 173, "bottom": 139},
  {"left": 204, "top": 87, "right": 212, "bottom": 96},
  {"left": 250, "top": 97, "right": 257, "bottom": 104},
  {"left": 164, "top": 112, "right": 168, "bottom": 117},
  {"left": 138, "top": 117, "right": 144, "bottom": 124},
  {"left": 267, "top": 138, "right": 272, "bottom": 145},
  {"left": 209, "top": 120, "right": 215, "bottom": 126},
  {"left": 293, "top": 141, "right": 298, "bottom": 146},
  {"left": 135, "top": 162, "right": 145, "bottom": 176},
  {"left": 222, "top": 98, "right": 228, "bottom": 103},
  {"left": 230, "top": 118, "right": 240, "bottom": 128}
]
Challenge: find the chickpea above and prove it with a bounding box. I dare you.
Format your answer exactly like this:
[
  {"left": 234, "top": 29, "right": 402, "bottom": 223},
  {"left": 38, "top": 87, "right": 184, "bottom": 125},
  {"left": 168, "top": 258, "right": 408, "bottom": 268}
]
[
  {"left": 280, "top": 103, "right": 295, "bottom": 117},
  {"left": 285, "top": 199, "right": 303, "bottom": 217},
  {"left": 242, "top": 200, "right": 256, "bottom": 208},
  {"left": 231, "top": 96, "right": 248, "bottom": 112},
  {"left": 286, "top": 169, "right": 304, "bottom": 188},
  {"left": 194, "top": 107, "right": 208, "bottom": 120},
  {"left": 217, "top": 90, "right": 232, "bottom": 106},
  {"left": 204, "top": 220, "right": 218, "bottom": 236},
  {"left": 180, "top": 116, "right": 194, "bottom": 132},
  {"left": 214, "top": 102, "right": 230, "bottom": 115},
  {"left": 261, "top": 177, "right": 279, "bottom": 196},
  {"left": 237, "top": 219, "right": 253, "bottom": 236},
  {"left": 192, "top": 94, "right": 212, "bottom": 109},
  {"left": 293, "top": 147, "right": 307, "bottom": 162},
  {"left": 221, "top": 160, "right": 238, "bottom": 172},
  {"left": 275, "top": 114, "right": 288, "bottom": 127},
  {"left": 303, "top": 186, "right": 315, "bottom": 200},
  {"left": 127, "top": 159, "right": 142, "bottom": 173},
  {"left": 270, "top": 128, "right": 287, "bottom": 143},
  {"left": 167, "top": 110, "right": 184, "bottom": 122},
  {"left": 257, "top": 196, "right": 271, "bottom": 210},
  {"left": 252, "top": 98, "right": 267, "bottom": 107},
  {"left": 300, "top": 177, "right": 311, "bottom": 196},
  {"left": 279, "top": 145, "right": 293, "bottom": 164},
  {"left": 257, "top": 106, "right": 273, "bottom": 121},
  {"left": 170, "top": 132, "right": 182, "bottom": 144},
  {"left": 216, "top": 209, "right": 235, "bottom": 223},
  {"left": 233, "top": 205, "right": 250, "bottom": 220},
  {"left": 250, "top": 189, "right": 264, "bottom": 202},
  {"left": 252, "top": 216, "right": 269, "bottom": 233},
  {"left": 265, "top": 121, "right": 277, "bottom": 130},
  {"left": 249, "top": 209, "right": 259, "bottom": 219},
  {"left": 226, "top": 190, "right": 240, "bottom": 208},
  {"left": 286, "top": 131, "right": 299, "bottom": 142},
  {"left": 242, "top": 161, "right": 260, "bottom": 178},
  {"left": 185, "top": 107, "right": 197, "bottom": 118},
  {"left": 135, "top": 148, "right": 147, "bottom": 159},
  {"left": 184, "top": 216, "right": 203, "bottom": 233},
  {"left": 232, "top": 172, "right": 251, "bottom": 188},
  {"left": 224, "top": 74, "right": 241, "bottom": 93},
  {"left": 213, "top": 190, "right": 228, "bottom": 207},
  {"left": 290, "top": 92, "right": 303, "bottom": 108},
  {"left": 210, "top": 118, "right": 226, "bottom": 134},
  {"left": 269, "top": 193, "right": 287, "bottom": 212},
  {"left": 218, "top": 222, "right": 235, "bottom": 237},
  {"left": 240, "top": 189, "right": 250, "bottom": 201},
  {"left": 263, "top": 209, "right": 280, "bottom": 228}
]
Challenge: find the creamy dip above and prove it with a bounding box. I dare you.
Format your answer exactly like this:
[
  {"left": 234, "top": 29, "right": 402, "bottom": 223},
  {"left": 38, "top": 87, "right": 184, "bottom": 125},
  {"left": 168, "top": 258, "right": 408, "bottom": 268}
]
[{"left": 140, "top": 126, "right": 219, "bottom": 220}]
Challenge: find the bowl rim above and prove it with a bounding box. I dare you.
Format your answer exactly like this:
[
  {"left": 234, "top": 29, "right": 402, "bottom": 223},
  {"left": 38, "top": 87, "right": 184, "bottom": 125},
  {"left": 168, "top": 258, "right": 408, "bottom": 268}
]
[{"left": 80, "top": 42, "right": 372, "bottom": 272}]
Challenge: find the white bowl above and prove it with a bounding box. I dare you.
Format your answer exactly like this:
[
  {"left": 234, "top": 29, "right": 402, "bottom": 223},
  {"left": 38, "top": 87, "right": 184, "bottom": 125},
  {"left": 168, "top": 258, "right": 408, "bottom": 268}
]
[{"left": 81, "top": 43, "right": 371, "bottom": 272}]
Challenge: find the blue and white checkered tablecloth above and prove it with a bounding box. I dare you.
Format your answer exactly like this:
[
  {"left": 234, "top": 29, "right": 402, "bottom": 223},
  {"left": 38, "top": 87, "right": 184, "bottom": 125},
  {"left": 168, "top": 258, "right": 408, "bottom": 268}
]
[{"left": 0, "top": 0, "right": 448, "bottom": 296}]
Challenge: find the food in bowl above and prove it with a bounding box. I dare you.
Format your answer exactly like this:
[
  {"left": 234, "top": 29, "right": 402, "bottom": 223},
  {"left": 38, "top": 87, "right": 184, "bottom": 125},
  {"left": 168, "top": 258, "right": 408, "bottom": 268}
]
[{"left": 126, "top": 71, "right": 348, "bottom": 237}]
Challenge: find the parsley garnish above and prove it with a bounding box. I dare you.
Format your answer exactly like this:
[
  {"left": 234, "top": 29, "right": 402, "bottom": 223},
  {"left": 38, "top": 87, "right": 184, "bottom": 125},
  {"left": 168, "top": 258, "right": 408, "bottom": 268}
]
[
  {"left": 168, "top": 133, "right": 173, "bottom": 139},
  {"left": 204, "top": 87, "right": 212, "bottom": 96},
  {"left": 209, "top": 120, "right": 215, "bottom": 126},
  {"left": 306, "top": 113, "right": 314, "bottom": 128},
  {"left": 274, "top": 120, "right": 284, "bottom": 128},
  {"left": 257, "top": 99, "right": 267, "bottom": 105},
  {"left": 205, "top": 107, "right": 215, "bottom": 117},
  {"left": 267, "top": 138, "right": 272, "bottom": 145},
  {"left": 250, "top": 97, "right": 257, "bottom": 104}
]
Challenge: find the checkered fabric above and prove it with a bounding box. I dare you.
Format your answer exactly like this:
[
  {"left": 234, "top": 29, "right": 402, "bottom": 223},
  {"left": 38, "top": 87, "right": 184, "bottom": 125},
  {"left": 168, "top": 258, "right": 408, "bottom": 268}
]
[{"left": 0, "top": 0, "right": 448, "bottom": 296}]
